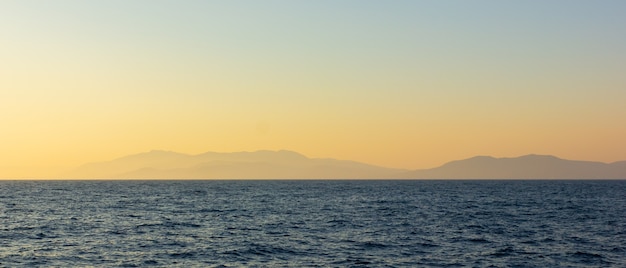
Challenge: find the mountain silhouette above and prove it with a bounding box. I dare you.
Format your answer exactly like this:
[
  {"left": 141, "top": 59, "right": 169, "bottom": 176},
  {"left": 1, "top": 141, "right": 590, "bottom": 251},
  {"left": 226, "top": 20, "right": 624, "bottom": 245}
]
[
  {"left": 66, "top": 151, "right": 626, "bottom": 179},
  {"left": 67, "top": 150, "right": 406, "bottom": 179},
  {"left": 397, "top": 154, "right": 626, "bottom": 179}
]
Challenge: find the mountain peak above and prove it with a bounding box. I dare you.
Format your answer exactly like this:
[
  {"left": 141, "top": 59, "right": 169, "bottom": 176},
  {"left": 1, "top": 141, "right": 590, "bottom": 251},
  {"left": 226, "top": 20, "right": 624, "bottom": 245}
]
[
  {"left": 517, "top": 154, "right": 561, "bottom": 160},
  {"left": 467, "top": 155, "right": 496, "bottom": 160}
]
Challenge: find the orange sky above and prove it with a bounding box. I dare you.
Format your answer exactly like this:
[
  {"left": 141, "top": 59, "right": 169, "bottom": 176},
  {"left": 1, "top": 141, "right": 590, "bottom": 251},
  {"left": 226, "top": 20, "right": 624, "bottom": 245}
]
[{"left": 2, "top": 1, "right": 626, "bottom": 178}]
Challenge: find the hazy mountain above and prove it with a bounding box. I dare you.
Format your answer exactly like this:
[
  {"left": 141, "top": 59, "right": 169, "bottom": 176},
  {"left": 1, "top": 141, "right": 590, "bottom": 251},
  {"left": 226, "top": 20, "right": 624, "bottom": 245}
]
[
  {"left": 66, "top": 150, "right": 406, "bottom": 179},
  {"left": 397, "top": 154, "right": 626, "bottom": 179},
  {"left": 65, "top": 152, "right": 626, "bottom": 179}
]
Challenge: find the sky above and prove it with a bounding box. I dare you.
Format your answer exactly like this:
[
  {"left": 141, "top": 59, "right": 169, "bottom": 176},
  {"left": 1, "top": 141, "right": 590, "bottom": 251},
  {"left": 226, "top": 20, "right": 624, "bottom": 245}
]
[{"left": 1, "top": 1, "right": 626, "bottom": 177}]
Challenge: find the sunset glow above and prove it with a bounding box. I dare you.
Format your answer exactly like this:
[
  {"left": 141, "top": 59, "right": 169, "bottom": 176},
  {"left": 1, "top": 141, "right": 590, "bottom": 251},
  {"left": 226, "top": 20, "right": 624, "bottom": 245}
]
[{"left": 2, "top": 1, "right": 626, "bottom": 178}]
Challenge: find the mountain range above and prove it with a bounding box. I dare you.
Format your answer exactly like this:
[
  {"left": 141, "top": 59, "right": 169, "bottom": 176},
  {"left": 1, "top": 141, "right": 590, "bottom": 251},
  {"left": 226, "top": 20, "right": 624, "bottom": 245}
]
[
  {"left": 396, "top": 154, "right": 626, "bottom": 179},
  {"left": 66, "top": 150, "right": 405, "bottom": 179},
  {"left": 64, "top": 150, "right": 626, "bottom": 179}
]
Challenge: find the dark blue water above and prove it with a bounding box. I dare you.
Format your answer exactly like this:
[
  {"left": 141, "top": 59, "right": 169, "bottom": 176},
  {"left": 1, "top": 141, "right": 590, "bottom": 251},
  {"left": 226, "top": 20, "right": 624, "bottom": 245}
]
[{"left": 0, "top": 180, "right": 624, "bottom": 267}]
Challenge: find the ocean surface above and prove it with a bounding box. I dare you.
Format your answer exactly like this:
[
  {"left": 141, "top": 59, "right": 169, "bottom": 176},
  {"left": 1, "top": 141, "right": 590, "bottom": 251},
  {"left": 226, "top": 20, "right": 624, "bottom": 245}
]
[{"left": 0, "top": 180, "right": 624, "bottom": 267}]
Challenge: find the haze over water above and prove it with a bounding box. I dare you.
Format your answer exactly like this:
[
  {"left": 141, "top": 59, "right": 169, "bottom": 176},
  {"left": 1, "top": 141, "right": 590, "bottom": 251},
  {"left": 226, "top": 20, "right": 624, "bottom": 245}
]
[
  {"left": 2, "top": 1, "right": 626, "bottom": 177},
  {"left": 2, "top": 1, "right": 625, "bottom": 267}
]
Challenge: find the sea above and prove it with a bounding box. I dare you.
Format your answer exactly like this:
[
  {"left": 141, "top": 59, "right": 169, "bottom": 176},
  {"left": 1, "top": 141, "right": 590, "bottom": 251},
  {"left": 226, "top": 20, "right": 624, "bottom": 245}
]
[{"left": 0, "top": 180, "right": 624, "bottom": 267}]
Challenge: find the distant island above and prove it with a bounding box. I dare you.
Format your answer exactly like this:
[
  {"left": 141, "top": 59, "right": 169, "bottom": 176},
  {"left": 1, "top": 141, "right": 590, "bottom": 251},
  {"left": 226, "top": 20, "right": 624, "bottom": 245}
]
[
  {"left": 66, "top": 150, "right": 406, "bottom": 179},
  {"left": 396, "top": 154, "right": 626, "bottom": 179},
  {"left": 64, "top": 150, "right": 626, "bottom": 179}
]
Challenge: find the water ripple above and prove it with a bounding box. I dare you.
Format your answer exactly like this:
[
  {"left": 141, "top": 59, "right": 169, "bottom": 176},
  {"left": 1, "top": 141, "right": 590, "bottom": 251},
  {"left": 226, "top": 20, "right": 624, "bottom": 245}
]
[{"left": 0, "top": 180, "right": 624, "bottom": 267}]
